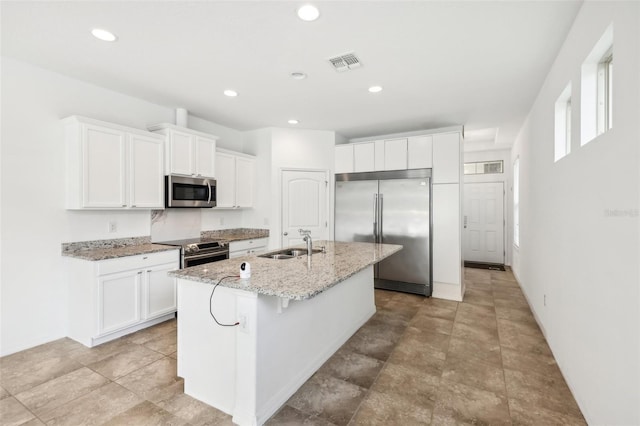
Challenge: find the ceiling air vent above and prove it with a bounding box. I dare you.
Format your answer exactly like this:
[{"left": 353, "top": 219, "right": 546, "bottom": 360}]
[{"left": 328, "top": 52, "right": 362, "bottom": 72}]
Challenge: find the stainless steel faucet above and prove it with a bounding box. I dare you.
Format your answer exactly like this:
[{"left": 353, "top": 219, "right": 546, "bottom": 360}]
[{"left": 298, "top": 229, "right": 312, "bottom": 256}]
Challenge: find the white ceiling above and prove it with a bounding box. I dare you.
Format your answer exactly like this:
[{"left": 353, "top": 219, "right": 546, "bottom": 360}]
[{"left": 1, "top": 1, "right": 582, "bottom": 146}]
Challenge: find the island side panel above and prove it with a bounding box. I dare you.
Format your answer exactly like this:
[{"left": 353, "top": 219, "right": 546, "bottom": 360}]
[
  {"left": 177, "top": 278, "right": 257, "bottom": 415},
  {"left": 248, "top": 266, "right": 376, "bottom": 425}
]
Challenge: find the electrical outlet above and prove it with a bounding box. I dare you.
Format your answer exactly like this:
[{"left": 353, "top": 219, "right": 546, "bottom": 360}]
[
  {"left": 108, "top": 221, "right": 117, "bottom": 233},
  {"left": 238, "top": 314, "right": 249, "bottom": 333}
]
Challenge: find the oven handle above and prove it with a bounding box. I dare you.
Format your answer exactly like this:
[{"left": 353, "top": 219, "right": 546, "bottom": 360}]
[
  {"left": 184, "top": 251, "right": 229, "bottom": 261},
  {"left": 207, "top": 181, "right": 212, "bottom": 204}
]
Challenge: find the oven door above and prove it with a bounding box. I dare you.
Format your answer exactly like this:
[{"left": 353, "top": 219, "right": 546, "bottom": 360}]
[
  {"left": 182, "top": 251, "right": 229, "bottom": 268},
  {"left": 166, "top": 175, "right": 216, "bottom": 208}
]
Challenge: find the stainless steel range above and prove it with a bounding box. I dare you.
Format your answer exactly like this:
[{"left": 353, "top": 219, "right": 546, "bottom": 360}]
[{"left": 156, "top": 238, "right": 229, "bottom": 268}]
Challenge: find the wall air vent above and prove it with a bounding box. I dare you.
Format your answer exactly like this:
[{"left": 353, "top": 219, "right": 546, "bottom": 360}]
[{"left": 328, "top": 52, "right": 362, "bottom": 72}]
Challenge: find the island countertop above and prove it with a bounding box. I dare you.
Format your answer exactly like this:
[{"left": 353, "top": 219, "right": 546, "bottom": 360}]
[{"left": 168, "top": 241, "right": 402, "bottom": 300}]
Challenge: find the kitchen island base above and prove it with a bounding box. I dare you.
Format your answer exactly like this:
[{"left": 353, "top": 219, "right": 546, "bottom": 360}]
[{"left": 176, "top": 266, "right": 375, "bottom": 426}]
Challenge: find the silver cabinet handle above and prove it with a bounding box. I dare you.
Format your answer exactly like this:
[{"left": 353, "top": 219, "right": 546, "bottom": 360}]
[
  {"left": 373, "top": 194, "right": 378, "bottom": 242},
  {"left": 464, "top": 215, "right": 468, "bottom": 229},
  {"left": 379, "top": 194, "right": 384, "bottom": 243}
]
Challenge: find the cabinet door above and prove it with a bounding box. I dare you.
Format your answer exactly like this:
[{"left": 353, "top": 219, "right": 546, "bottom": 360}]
[
  {"left": 82, "top": 124, "right": 126, "bottom": 208},
  {"left": 215, "top": 152, "right": 236, "bottom": 207},
  {"left": 335, "top": 145, "right": 354, "bottom": 174},
  {"left": 195, "top": 136, "right": 217, "bottom": 178},
  {"left": 354, "top": 142, "right": 375, "bottom": 172},
  {"left": 168, "top": 130, "right": 194, "bottom": 176},
  {"left": 433, "top": 133, "right": 460, "bottom": 183},
  {"left": 432, "top": 184, "right": 461, "bottom": 285},
  {"left": 235, "top": 157, "right": 255, "bottom": 208},
  {"left": 408, "top": 135, "right": 433, "bottom": 169},
  {"left": 383, "top": 138, "right": 408, "bottom": 170},
  {"left": 374, "top": 140, "right": 385, "bottom": 171},
  {"left": 99, "top": 270, "right": 141, "bottom": 335},
  {"left": 129, "top": 134, "right": 164, "bottom": 208},
  {"left": 145, "top": 263, "right": 177, "bottom": 319}
]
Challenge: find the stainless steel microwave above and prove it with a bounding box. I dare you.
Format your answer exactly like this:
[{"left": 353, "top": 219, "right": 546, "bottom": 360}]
[{"left": 165, "top": 175, "right": 216, "bottom": 208}]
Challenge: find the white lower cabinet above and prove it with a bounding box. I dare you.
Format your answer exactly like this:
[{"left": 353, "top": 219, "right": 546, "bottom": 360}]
[
  {"left": 229, "top": 238, "right": 268, "bottom": 258},
  {"left": 68, "top": 249, "right": 179, "bottom": 347}
]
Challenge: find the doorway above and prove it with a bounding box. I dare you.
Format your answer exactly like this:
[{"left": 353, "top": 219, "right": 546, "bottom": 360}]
[{"left": 463, "top": 182, "right": 505, "bottom": 266}]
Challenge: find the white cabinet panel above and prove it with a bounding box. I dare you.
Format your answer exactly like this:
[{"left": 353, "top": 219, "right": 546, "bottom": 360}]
[
  {"left": 130, "top": 133, "right": 164, "bottom": 208},
  {"left": 335, "top": 145, "right": 354, "bottom": 173},
  {"left": 196, "top": 136, "right": 217, "bottom": 178},
  {"left": 99, "top": 270, "right": 141, "bottom": 334},
  {"left": 433, "top": 133, "right": 460, "bottom": 183},
  {"left": 374, "top": 140, "right": 385, "bottom": 171},
  {"left": 82, "top": 124, "right": 126, "bottom": 208},
  {"left": 214, "top": 150, "right": 255, "bottom": 208},
  {"left": 229, "top": 238, "right": 268, "bottom": 258},
  {"left": 146, "top": 264, "right": 177, "bottom": 319},
  {"left": 168, "top": 130, "right": 194, "bottom": 176},
  {"left": 433, "top": 184, "right": 461, "bottom": 285},
  {"left": 408, "top": 135, "right": 433, "bottom": 169},
  {"left": 383, "top": 138, "right": 408, "bottom": 170},
  {"left": 354, "top": 142, "right": 375, "bottom": 172}
]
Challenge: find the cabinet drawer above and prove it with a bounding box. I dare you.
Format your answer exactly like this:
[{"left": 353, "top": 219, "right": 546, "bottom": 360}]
[
  {"left": 97, "top": 250, "right": 179, "bottom": 275},
  {"left": 229, "top": 238, "right": 268, "bottom": 253}
]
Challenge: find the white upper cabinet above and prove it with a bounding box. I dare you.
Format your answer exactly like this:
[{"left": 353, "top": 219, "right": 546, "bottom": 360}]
[
  {"left": 383, "top": 138, "right": 408, "bottom": 170},
  {"left": 64, "top": 116, "right": 164, "bottom": 210},
  {"left": 354, "top": 142, "right": 375, "bottom": 172},
  {"left": 129, "top": 133, "right": 164, "bottom": 208},
  {"left": 214, "top": 149, "right": 255, "bottom": 208},
  {"left": 335, "top": 145, "right": 354, "bottom": 173},
  {"left": 148, "top": 123, "right": 218, "bottom": 178},
  {"left": 408, "top": 135, "right": 433, "bottom": 169},
  {"left": 432, "top": 132, "right": 461, "bottom": 183}
]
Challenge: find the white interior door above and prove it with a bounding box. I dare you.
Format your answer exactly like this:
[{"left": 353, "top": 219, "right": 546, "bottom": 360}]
[
  {"left": 463, "top": 182, "right": 504, "bottom": 264},
  {"left": 281, "top": 170, "right": 328, "bottom": 247}
]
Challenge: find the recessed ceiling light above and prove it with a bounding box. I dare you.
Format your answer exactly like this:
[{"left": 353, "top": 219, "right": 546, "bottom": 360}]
[
  {"left": 91, "top": 28, "right": 117, "bottom": 42},
  {"left": 290, "top": 72, "right": 307, "bottom": 80},
  {"left": 368, "top": 85, "right": 383, "bottom": 93},
  {"left": 297, "top": 4, "right": 320, "bottom": 21},
  {"left": 288, "top": 119, "right": 299, "bottom": 125},
  {"left": 224, "top": 90, "right": 238, "bottom": 97}
]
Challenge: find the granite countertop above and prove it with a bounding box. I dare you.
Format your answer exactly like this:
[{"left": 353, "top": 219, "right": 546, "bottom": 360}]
[
  {"left": 201, "top": 228, "right": 269, "bottom": 243},
  {"left": 169, "top": 241, "right": 402, "bottom": 300},
  {"left": 61, "top": 237, "right": 178, "bottom": 261}
]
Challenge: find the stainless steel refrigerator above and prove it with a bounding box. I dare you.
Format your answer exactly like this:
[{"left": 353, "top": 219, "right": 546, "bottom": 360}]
[{"left": 335, "top": 169, "right": 432, "bottom": 296}]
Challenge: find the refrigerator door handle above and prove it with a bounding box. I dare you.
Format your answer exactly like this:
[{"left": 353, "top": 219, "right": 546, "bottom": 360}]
[
  {"left": 373, "top": 194, "right": 378, "bottom": 242},
  {"left": 379, "top": 194, "right": 384, "bottom": 243}
]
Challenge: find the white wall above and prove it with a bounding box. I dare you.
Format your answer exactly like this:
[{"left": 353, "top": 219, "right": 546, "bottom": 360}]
[
  {"left": 509, "top": 2, "right": 639, "bottom": 424},
  {"left": 0, "top": 58, "right": 245, "bottom": 355}
]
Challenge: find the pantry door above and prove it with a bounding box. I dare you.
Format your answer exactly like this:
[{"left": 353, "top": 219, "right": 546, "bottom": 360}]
[
  {"left": 463, "top": 182, "right": 504, "bottom": 264},
  {"left": 281, "top": 170, "right": 329, "bottom": 247}
]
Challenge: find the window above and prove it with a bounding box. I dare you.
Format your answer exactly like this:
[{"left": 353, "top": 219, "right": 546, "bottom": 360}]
[
  {"left": 463, "top": 160, "right": 503, "bottom": 175},
  {"left": 554, "top": 83, "right": 572, "bottom": 161},
  {"left": 581, "top": 24, "right": 613, "bottom": 145},
  {"left": 513, "top": 157, "right": 520, "bottom": 247}
]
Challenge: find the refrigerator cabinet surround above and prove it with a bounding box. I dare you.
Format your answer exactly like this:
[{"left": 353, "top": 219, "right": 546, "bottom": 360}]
[{"left": 335, "top": 169, "right": 433, "bottom": 296}]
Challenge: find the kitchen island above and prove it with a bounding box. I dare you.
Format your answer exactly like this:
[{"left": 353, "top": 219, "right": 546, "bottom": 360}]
[{"left": 169, "top": 241, "right": 402, "bottom": 426}]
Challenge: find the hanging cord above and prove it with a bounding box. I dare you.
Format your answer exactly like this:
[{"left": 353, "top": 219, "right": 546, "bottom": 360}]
[{"left": 209, "top": 275, "right": 240, "bottom": 327}]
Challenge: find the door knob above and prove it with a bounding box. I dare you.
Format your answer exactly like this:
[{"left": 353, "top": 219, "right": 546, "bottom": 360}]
[{"left": 283, "top": 232, "right": 288, "bottom": 236}]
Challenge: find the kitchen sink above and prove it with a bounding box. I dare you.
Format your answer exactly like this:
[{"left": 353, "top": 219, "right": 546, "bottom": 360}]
[{"left": 258, "top": 247, "right": 324, "bottom": 259}]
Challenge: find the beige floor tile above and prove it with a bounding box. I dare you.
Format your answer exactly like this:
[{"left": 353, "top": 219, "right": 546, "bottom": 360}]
[
  {"left": 454, "top": 303, "right": 497, "bottom": 326},
  {"left": 68, "top": 337, "right": 132, "bottom": 366},
  {"left": 125, "top": 319, "right": 177, "bottom": 345},
  {"left": 451, "top": 320, "right": 499, "bottom": 344},
  {"left": 504, "top": 368, "right": 583, "bottom": 417},
  {"left": 168, "top": 351, "right": 178, "bottom": 360},
  {"left": 493, "top": 295, "right": 530, "bottom": 310},
  {"left": 508, "top": 397, "right": 586, "bottom": 425},
  {"left": 317, "top": 347, "right": 384, "bottom": 389},
  {"left": 0, "top": 385, "right": 10, "bottom": 400},
  {"left": 422, "top": 297, "right": 459, "bottom": 312},
  {"left": 368, "top": 307, "right": 414, "bottom": 329},
  {"left": 441, "top": 356, "right": 507, "bottom": 395},
  {"left": 102, "top": 400, "right": 188, "bottom": 426},
  {"left": 342, "top": 322, "right": 403, "bottom": 361},
  {"left": 372, "top": 362, "right": 440, "bottom": 408},
  {"left": 387, "top": 328, "right": 447, "bottom": 375},
  {"left": 88, "top": 343, "right": 164, "bottom": 380},
  {"left": 14, "top": 367, "right": 109, "bottom": 420},
  {"left": 497, "top": 320, "right": 552, "bottom": 356},
  {"left": 116, "top": 357, "right": 183, "bottom": 404},
  {"left": 44, "top": 382, "right": 141, "bottom": 425},
  {"left": 416, "top": 303, "right": 457, "bottom": 321},
  {"left": 501, "top": 347, "right": 562, "bottom": 378},
  {"left": 351, "top": 389, "right": 432, "bottom": 425},
  {"left": 142, "top": 331, "right": 177, "bottom": 356},
  {"left": 461, "top": 292, "right": 495, "bottom": 307},
  {"left": 286, "top": 373, "right": 366, "bottom": 426},
  {"left": 266, "top": 405, "right": 337, "bottom": 426},
  {"left": 446, "top": 336, "right": 502, "bottom": 367},
  {"left": 157, "top": 393, "right": 231, "bottom": 426},
  {"left": 494, "top": 305, "right": 537, "bottom": 325},
  {"left": 409, "top": 313, "right": 454, "bottom": 335},
  {"left": 0, "top": 396, "right": 36, "bottom": 425},
  {"left": 497, "top": 317, "right": 543, "bottom": 340},
  {"left": 432, "top": 380, "right": 511, "bottom": 425}
]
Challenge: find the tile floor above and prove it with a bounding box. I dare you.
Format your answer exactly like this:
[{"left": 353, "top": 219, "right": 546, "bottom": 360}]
[{"left": 0, "top": 268, "right": 586, "bottom": 425}]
